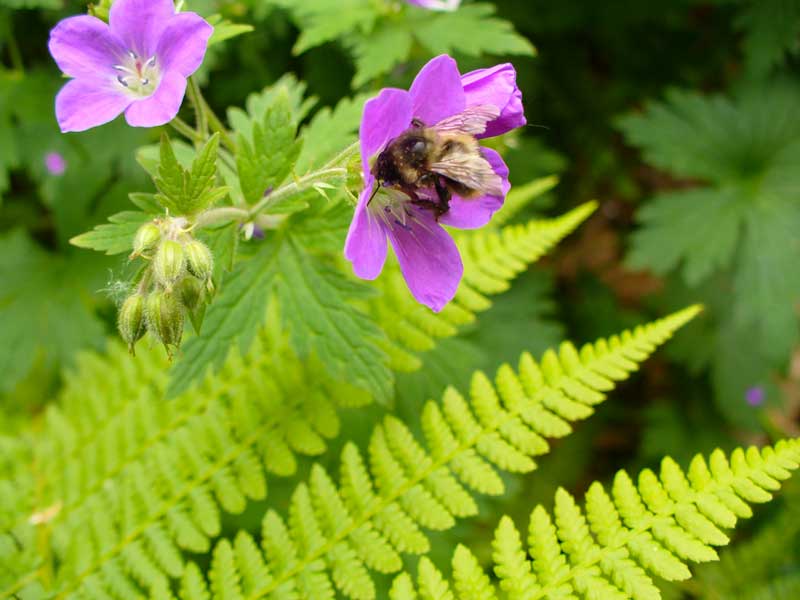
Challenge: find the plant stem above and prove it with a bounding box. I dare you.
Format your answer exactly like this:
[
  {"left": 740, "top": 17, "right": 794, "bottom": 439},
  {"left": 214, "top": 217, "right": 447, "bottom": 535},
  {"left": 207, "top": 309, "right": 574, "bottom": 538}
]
[
  {"left": 196, "top": 167, "right": 348, "bottom": 228},
  {"left": 200, "top": 93, "right": 237, "bottom": 151},
  {"left": 168, "top": 117, "right": 201, "bottom": 142},
  {"left": 186, "top": 77, "right": 208, "bottom": 142},
  {"left": 186, "top": 77, "right": 237, "bottom": 151},
  {"left": 249, "top": 167, "right": 347, "bottom": 216},
  {"left": 5, "top": 18, "right": 24, "bottom": 73}
]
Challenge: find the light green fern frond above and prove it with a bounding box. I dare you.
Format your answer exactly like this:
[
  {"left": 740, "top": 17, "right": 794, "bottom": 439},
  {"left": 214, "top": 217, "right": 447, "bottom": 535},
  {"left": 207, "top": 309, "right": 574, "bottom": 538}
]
[
  {"left": 693, "top": 489, "right": 800, "bottom": 600},
  {"left": 373, "top": 202, "right": 597, "bottom": 372},
  {"left": 176, "top": 306, "right": 698, "bottom": 600},
  {"left": 392, "top": 439, "right": 800, "bottom": 600},
  {"left": 0, "top": 330, "right": 366, "bottom": 600}
]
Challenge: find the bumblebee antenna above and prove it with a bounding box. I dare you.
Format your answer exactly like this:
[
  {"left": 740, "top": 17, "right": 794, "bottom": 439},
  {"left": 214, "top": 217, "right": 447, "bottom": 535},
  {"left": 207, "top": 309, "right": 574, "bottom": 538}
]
[{"left": 367, "top": 180, "right": 381, "bottom": 206}]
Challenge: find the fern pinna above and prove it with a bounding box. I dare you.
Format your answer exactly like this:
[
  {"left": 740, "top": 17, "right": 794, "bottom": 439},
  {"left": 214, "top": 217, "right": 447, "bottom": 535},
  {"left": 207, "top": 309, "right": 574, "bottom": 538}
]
[
  {"left": 0, "top": 203, "right": 589, "bottom": 600},
  {"left": 174, "top": 306, "right": 700, "bottom": 600},
  {"left": 390, "top": 440, "right": 800, "bottom": 600}
]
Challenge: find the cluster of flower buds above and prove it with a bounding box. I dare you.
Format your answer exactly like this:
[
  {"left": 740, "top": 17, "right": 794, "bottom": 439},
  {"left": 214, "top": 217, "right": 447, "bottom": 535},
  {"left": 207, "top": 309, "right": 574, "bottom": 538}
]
[{"left": 118, "top": 216, "right": 214, "bottom": 357}]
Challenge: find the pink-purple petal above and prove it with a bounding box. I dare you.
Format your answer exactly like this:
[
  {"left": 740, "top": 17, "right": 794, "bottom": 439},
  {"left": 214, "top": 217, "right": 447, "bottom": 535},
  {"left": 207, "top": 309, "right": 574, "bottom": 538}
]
[
  {"left": 439, "top": 148, "right": 510, "bottom": 229},
  {"left": 109, "top": 0, "right": 175, "bottom": 57},
  {"left": 48, "top": 15, "right": 126, "bottom": 80},
  {"left": 409, "top": 55, "right": 465, "bottom": 125},
  {"left": 345, "top": 185, "right": 389, "bottom": 280},
  {"left": 55, "top": 78, "right": 131, "bottom": 133},
  {"left": 386, "top": 208, "right": 463, "bottom": 312},
  {"left": 461, "top": 63, "right": 526, "bottom": 138},
  {"left": 156, "top": 12, "right": 213, "bottom": 77},
  {"left": 124, "top": 70, "right": 186, "bottom": 127},
  {"left": 360, "top": 88, "right": 413, "bottom": 173}
]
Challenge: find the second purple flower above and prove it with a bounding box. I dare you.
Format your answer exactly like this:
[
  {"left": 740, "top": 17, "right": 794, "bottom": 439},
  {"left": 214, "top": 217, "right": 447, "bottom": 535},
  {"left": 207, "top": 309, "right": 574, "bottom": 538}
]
[
  {"left": 345, "top": 55, "right": 526, "bottom": 312},
  {"left": 48, "top": 0, "right": 212, "bottom": 132}
]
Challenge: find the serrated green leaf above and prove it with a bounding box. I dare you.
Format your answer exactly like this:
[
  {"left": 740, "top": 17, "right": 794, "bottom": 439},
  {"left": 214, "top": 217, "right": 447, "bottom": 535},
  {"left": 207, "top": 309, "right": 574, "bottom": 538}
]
[
  {"left": 129, "top": 192, "right": 163, "bottom": 214},
  {"left": 167, "top": 238, "right": 282, "bottom": 397},
  {"left": 273, "top": 0, "right": 376, "bottom": 54},
  {"left": 296, "top": 93, "right": 370, "bottom": 173},
  {"left": 153, "top": 134, "right": 227, "bottom": 216},
  {"left": 627, "top": 189, "right": 746, "bottom": 286},
  {"left": 69, "top": 211, "right": 151, "bottom": 255},
  {"left": 0, "top": 230, "right": 106, "bottom": 393},
  {"left": 411, "top": 4, "right": 535, "bottom": 58},
  {"left": 276, "top": 237, "right": 393, "bottom": 404},
  {"left": 736, "top": 0, "right": 800, "bottom": 76},
  {"left": 206, "top": 14, "right": 254, "bottom": 47},
  {"left": 235, "top": 92, "right": 302, "bottom": 204},
  {"left": 351, "top": 23, "right": 413, "bottom": 87}
]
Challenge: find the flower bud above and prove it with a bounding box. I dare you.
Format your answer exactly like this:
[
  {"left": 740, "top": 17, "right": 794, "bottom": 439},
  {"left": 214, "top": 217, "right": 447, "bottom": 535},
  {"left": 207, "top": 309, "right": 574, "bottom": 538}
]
[
  {"left": 130, "top": 223, "right": 161, "bottom": 258},
  {"left": 153, "top": 239, "right": 185, "bottom": 289},
  {"left": 179, "top": 276, "right": 204, "bottom": 312},
  {"left": 145, "top": 291, "right": 185, "bottom": 355},
  {"left": 184, "top": 239, "right": 213, "bottom": 281},
  {"left": 118, "top": 294, "right": 146, "bottom": 354}
]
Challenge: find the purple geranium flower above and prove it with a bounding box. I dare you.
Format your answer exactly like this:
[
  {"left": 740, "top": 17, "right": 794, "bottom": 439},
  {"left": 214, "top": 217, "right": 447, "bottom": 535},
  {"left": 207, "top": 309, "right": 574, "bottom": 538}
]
[
  {"left": 48, "top": 0, "right": 212, "bottom": 132},
  {"left": 344, "top": 55, "right": 526, "bottom": 312},
  {"left": 407, "top": 0, "right": 461, "bottom": 10}
]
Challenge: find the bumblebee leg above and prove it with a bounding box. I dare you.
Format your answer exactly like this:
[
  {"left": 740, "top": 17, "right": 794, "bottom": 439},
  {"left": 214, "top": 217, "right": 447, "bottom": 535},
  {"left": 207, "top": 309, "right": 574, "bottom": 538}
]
[{"left": 433, "top": 178, "right": 452, "bottom": 218}]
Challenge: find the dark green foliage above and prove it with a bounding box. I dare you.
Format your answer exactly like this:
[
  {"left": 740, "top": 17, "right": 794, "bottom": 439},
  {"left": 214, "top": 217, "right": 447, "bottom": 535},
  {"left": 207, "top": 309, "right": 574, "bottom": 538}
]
[{"left": 619, "top": 82, "right": 800, "bottom": 426}]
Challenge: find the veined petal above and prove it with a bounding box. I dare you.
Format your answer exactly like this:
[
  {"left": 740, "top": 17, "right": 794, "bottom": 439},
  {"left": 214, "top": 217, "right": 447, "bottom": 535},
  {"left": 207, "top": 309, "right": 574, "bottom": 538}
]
[
  {"left": 439, "top": 148, "right": 509, "bottom": 229},
  {"left": 360, "top": 88, "right": 413, "bottom": 173},
  {"left": 461, "top": 63, "right": 526, "bottom": 138},
  {"left": 124, "top": 70, "right": 186, "bottom": 127},
  {"left": 409, "top": 55, "right": 465, "bottom": 126},
  {"left": 48, "top": 15, "right": 126, "bottom": 79},
  {"left": 156, "top": 12, "right": 213, "bottom": 77},
  {"left": 55, "top": 79, "right": 131, "bottom": 133},
  {"left": 109, "top": 0, "right": 174, "bottom": 57},
  {"left": 386, "top": 207, "right": 463, "bottom": 312},
  {"left": 345, "top": 184, "right": 389, "bottom": 280}
]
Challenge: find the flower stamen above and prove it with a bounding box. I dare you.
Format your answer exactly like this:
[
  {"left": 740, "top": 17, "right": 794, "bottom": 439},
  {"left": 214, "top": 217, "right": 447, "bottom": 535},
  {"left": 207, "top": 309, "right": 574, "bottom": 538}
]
[{"left": 114, "top": 52, "right": 160, "bottom": 97}]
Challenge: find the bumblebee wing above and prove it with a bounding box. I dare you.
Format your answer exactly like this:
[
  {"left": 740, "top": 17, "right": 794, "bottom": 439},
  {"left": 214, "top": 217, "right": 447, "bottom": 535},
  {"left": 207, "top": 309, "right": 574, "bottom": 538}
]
[
  {"left": 433, "top": 104, "right": 501, "bottom": 136},
  {"left": 429, "top": 152, "right": 504, "bottom": 197}
]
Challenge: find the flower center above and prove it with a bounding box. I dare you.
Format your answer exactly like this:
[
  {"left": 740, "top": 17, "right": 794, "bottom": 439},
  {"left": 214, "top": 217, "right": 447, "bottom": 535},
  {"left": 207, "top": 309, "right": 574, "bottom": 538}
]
[
  {"left": 368, "top": 187, "right": 425, "bottom": 232},
  {"left": 113, "top": 51, "right": 159, "bottom": 97}
]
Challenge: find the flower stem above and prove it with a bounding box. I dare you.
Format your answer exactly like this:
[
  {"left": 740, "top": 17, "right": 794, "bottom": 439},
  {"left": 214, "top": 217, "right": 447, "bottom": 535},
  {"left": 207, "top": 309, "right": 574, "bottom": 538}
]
[
  {"left": 186, "top": 77, "right": 208, "bottom": 142},
  {"left": 196, "top": 167, "right": 348, "bottom": 228},
  {"left": 5, "top": 20, "right": 24, "bottom": 73},
  {"left": 186, "top": 77, "right": 237, "bottom": 151},
  {"left": 168, "top": 117, "right": 201, "bottom": 143}
]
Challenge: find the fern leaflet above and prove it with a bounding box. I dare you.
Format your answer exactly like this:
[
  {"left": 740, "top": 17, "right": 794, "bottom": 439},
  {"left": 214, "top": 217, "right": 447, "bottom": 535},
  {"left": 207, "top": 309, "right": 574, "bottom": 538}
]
[
  {"left": 177, "top": 306, "right": 700, "bottom": 600},
  {"left": 392, "top": 439, "right": 800, "bottom": 600}
]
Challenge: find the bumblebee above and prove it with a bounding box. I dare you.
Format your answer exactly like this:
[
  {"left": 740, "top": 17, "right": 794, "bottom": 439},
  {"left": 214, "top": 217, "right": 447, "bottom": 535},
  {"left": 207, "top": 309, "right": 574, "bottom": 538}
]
[{"left": 371, "top": 105, "right": 504, "bottom": 217}]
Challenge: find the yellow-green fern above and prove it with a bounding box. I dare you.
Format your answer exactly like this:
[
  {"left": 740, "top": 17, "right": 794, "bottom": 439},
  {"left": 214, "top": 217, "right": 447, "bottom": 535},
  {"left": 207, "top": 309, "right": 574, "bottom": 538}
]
[
  {"left": 0, "top": 331, "right": 365, "bottom": 600},
  {"left": 372, "top": 201, "right": 597, "bottom": 371},
  {"left": 392, "top": 440, "right": 800, "bottom": 600},
  {"left": 173, "top": 307, "right": 699, "bottom": 600}
]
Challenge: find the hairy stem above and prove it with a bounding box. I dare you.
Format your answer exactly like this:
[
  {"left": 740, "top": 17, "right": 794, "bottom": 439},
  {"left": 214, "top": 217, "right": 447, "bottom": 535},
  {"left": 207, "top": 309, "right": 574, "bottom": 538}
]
[
  {"left": 186, "top": 77, "right": 208, "bottom": 142},
  {"left": 168, "top": 117, "right": 201, "bottom": 142}
]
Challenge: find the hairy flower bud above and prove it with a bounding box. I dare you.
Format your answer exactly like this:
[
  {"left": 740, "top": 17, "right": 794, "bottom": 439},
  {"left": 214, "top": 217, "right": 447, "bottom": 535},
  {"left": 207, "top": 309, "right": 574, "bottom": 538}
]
[
  {"left": 184, "top": 239, "right": 213, "bottom": 281},
  {"left": 179, "top": 276, "right": 204, "bottom": 312},
  {"left": 153, "top": 239, "right": 185, "bottom": 289},
  {"left": 130, "top": 223, "right": 161, "bottom": 259},
  {"left": 118, "top": 294, "right": 146, "bottom": 354},
  {"left": 145, "top": 291, "right": 185, "bottom": 355}
]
